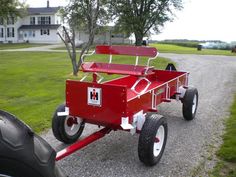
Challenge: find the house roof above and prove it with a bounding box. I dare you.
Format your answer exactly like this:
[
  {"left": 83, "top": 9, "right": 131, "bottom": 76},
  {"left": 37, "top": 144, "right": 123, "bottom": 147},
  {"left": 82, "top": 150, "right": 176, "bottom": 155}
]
[
  {"left": 18, "top": 24, "right": 61, "bottom": 30},
  {"left": 27, "top": 7, "right": 60, "bottom": 15}
]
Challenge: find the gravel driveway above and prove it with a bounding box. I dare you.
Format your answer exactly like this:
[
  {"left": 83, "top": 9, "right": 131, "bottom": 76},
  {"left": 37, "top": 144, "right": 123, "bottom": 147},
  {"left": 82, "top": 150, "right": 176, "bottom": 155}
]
[{"left": 43, "top": 54, "right": 236, "bottom": 177}]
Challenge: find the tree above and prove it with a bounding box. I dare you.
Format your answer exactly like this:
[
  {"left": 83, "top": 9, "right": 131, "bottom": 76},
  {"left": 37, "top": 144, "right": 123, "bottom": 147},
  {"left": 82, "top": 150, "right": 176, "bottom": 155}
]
[
  {"left": 0, "top": 0, "right": 26, "bottom": 42},
  {"left": 0, "top": 0, "right": 26, "bottom": 19},
  {"left": 111, "top": 0, "right": 183, "bottom": 46},
  {"left": 58, "top": 0, "right": 109, "bottom": 76}
]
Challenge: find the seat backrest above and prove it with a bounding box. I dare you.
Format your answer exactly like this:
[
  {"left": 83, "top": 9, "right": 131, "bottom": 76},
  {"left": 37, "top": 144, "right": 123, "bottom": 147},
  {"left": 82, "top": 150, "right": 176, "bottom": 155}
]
[{"left": 95, "top": 45, "right": 158, "bottom": 58}]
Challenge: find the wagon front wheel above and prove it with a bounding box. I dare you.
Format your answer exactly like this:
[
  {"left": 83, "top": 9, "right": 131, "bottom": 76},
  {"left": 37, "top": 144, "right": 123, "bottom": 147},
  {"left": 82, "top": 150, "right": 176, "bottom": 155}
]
[
  {"left": 52, "top": 104, "right": 85, "bottom": 144},
  {"left": 138, "top": 113, "right": 168, "bottom": 166}
]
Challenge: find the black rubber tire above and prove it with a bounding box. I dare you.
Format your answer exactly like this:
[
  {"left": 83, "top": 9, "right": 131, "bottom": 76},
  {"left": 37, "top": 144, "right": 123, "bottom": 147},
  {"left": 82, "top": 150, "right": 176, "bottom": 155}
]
[
  {"left": 165, "top": 63, "right": 177, "bottom": 71},
  {"left": 52, "top": 104, "right": 85, "bottom": 144},
  {"left": 182, "top": 87, "right": 198, "bottom": 120},
  {"left": 138, "top": 113, "right": 168, "bottom": 166},
  {"left": 0, "top": 110, "right": 65, "bottom": 177}
]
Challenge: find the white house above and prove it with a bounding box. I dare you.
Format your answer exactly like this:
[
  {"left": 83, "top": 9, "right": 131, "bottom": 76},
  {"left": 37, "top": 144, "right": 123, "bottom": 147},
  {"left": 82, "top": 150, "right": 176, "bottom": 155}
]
[
  {"left": 0, "top": 1, "right": 62, "bottom": 44},
  {"left": 77, "top": 31, "right": 130, "bottom": 45},
  {"left": 76, "top": 26, "right": 131, "bottom": 45}
]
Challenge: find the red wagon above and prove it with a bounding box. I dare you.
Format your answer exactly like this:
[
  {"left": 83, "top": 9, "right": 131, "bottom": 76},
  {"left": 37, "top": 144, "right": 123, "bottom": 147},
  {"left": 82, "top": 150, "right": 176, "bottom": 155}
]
[
  {"left": 53, "top": 45, "right": 199, "bottom": 166},
  {"left": 0, "top": 45, "right": 198, "bottom": 176}
]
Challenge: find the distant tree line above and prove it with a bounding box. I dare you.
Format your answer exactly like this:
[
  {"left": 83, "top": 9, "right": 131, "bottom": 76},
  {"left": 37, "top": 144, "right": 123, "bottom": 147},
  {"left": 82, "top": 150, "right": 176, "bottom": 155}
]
[{"left": 152, "top": 39, "right": 236, "bottom": 50}]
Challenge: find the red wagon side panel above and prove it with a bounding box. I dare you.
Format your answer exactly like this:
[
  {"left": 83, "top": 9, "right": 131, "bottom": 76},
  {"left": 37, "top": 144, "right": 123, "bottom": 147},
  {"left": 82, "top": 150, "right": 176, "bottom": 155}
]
[
  {"left": 66, "top": 80, "right": 127, "bottom": 129},
  {"left": 126, "top": 92, "right": 152, "bottom": 117},
  {"left": 66, "top": 70, "right": 188, "bottom": 129}
]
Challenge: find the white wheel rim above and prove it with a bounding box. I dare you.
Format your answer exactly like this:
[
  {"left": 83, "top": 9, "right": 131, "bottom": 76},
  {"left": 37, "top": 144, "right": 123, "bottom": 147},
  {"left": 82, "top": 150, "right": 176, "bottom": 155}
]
[
  {"left": 64, "top": 116, "right": 83, "bottom": 136},
  {"left": 192, "top": 94, "right": 197, "bottom": 114},
  {"left": 153, "top": 125, "right": 165, "bottom": 157}
]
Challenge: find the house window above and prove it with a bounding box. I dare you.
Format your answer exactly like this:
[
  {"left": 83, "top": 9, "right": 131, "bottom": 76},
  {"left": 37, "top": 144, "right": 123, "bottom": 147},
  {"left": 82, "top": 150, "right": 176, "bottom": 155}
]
[
  {"left": 29, "top": 30, "right": 36, "bottom": 37},
  {"left": 38, "top": 17, "right": 41, "bottom": 25},
  {"left": 7, "top": 17, "right": 14, "bottom": 25},
  {"left": 0, "top": 28, "right": 4, "bottom": 38},
  {"left": 38, "top": 16, "right": 51, "bottom": 25},
  {"left": 0, "top": 18, "right": 4, "bottom": 25},
  {"left": 48, "top": 16, "right": 51, "bottom": 24},
  {"left": 7, "top": 27, "right": 14, "bottom": 37},
  {"left": 40, "top": 29, "right": 50, "bottom": 35},
  {"left": 30, "top": 17, "right": 35, "bottom": 25}
]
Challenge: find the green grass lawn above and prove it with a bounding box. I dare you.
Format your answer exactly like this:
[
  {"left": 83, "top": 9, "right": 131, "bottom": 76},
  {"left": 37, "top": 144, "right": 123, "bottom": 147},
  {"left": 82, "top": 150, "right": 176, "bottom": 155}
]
[
  {"left": 211, "top": 95, "right": 236, "bottom": 177},
  {"left": 0, "top": 52, "right": 170, "bottom": 133},
  {"left": 151, "top": 43, "right": 236, "bottom": 56},
  {"left": 52, "top": 46, "right": 67, "bottom": 50},
  {"left": 0, "top": 43, "right": 48, "bottom": 50},
  {"left": 52, "top": 46, "right": 95, "bottom": 51}
]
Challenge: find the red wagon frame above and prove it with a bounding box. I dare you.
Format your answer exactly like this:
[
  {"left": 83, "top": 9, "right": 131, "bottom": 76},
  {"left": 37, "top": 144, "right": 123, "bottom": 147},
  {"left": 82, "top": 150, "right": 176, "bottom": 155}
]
[{"left": 54, "top": 45, "right": 197, "bottom": 165}]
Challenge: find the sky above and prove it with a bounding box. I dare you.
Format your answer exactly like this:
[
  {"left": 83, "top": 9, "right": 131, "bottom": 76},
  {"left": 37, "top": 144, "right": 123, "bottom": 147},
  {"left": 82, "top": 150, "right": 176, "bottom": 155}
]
[{"left": 22, "top": 0, "right": 236, "bottom": 42}]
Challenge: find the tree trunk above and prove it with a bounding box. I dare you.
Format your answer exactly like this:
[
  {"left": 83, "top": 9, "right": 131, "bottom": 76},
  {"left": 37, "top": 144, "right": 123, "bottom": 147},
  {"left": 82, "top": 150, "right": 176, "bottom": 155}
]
[
  {"left": 57, "top": 26, "right": 79, "bottom": 76},
  {"left": 78, "top": 0, "right": 99, "bottom": 67},
  {"left": 78, "top": 33, "right": 95, "bottom": 68},
  {"left": 71, "top": 42, "right": 78, "bottom": 76},
  {"left": 71, "top": 28, "right": 79, "bottom": 75},
  {"left": 71, "top": 57, "right": 78, "bottom": 75},
  {"left": 135, "top": 32, "right": 143, "bottom": 46}
]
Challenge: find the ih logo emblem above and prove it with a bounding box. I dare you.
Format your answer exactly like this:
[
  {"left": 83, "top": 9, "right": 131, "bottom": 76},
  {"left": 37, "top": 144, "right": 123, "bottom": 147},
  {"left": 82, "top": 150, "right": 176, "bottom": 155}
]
[{"left": 87, "top": 87, "right": 102, "bottom": 106}]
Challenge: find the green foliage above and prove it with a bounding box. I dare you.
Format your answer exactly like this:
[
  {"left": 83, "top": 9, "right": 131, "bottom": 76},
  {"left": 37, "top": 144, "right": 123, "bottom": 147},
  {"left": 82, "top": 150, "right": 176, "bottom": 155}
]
[
  {"left": 211, "top": 95, "right": 236, "bottom": 176},
  {"left": 211, "top": 161, "right": 236, "bottom": 177},
  {"left": 217, "top": 95, "right": 236, "bottom": 162},
  {"left": 111, "top": 0, "right": 183, "bottom": 45},
  {"left": 0, "top": 0, "right": 26, "bottom": 20},
  {"left": 0, "top": 51, "right": 171, "bottom": 133},
  {"left": 60, "top": 0, "right": 110, "bottom": 31}
]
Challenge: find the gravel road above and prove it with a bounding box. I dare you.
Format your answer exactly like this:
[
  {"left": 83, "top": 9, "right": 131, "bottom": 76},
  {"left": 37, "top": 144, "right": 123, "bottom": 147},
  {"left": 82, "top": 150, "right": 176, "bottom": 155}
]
[{"left": 43, "top": 54, "right": 236, "bottom": 177}]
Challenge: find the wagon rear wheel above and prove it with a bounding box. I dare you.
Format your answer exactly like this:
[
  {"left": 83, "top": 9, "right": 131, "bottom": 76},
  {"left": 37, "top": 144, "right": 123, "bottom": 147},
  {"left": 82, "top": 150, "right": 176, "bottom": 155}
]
[
  {"left": 182, "top": 87, "right": 198, "bottom": 120},
  {"left": 0, "top": 110, "right": 65, "bottom": 177},
  {"left": 52, "top": 104, "right": 85, "bottom": 144},
  {"left": 138, "top": 113, "right": 168, "bottom": 166}
]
